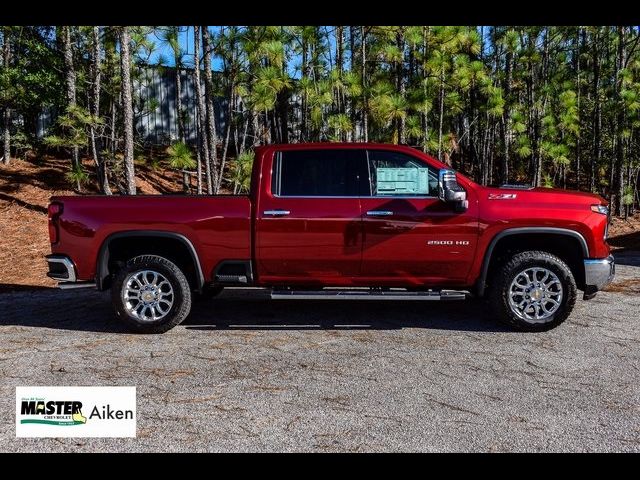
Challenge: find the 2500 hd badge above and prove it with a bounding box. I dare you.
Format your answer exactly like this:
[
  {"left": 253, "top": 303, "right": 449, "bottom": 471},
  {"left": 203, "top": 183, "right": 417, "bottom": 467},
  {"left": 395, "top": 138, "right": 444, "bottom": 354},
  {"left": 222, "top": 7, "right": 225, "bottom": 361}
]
[{"left": 427, "top": 240, "right": 471, "bottom": 246}]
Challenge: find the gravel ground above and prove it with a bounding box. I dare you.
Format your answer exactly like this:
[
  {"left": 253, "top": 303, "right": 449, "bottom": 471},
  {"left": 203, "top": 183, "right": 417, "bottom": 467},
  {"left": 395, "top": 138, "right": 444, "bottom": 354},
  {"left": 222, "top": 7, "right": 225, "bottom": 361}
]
[{"left": 1, "top": 252, "right": 639, "bottom": 452}]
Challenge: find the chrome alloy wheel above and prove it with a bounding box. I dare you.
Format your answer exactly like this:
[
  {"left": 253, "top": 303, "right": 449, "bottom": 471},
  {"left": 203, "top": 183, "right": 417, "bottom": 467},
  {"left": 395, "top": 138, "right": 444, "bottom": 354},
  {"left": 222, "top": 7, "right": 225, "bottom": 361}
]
[
  {"left": 121, "top": 270, "right": 174, "bottom": 322},
  {"left": 508, "top": 267, "right": 563, "bottom": 324}
]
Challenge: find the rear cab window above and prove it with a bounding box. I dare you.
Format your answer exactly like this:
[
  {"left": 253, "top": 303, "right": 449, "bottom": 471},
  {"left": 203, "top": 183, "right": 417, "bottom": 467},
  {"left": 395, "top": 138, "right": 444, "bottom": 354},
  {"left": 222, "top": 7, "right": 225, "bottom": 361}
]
[{"left": 272, "top": 149, "right": 366, "bottom": 197}]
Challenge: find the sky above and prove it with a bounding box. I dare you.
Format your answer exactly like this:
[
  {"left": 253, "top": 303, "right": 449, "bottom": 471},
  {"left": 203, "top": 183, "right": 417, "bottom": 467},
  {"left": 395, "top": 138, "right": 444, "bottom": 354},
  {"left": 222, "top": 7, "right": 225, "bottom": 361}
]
[
  {"left": 148, "top": 27, "right": 224, "bottom": 70},
  {"left": 146, "top": 26, "right": 337, "bottom": 78},
  {"left": 147, "top": 26, "right": 494, "bottom": 76}
]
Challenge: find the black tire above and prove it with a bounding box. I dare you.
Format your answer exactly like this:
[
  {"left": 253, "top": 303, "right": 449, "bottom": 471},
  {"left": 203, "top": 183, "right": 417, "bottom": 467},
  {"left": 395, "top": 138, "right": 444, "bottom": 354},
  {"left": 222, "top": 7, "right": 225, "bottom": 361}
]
[
  {"left": 111, "top": 255, "right": 192, "bottom": 333},
  {"left": 488, "top": 250, "right": 577, "bottom": 331}
]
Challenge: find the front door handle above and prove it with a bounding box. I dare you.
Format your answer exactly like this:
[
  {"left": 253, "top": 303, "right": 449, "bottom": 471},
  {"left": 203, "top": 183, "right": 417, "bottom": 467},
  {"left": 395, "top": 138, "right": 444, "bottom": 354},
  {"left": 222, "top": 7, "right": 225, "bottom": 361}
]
[
  {"left": 263, "top": 209, "right": 291, "bottom": 217},
  {"left": 366, "top": 210, "right": 394, "bottom": 217}
]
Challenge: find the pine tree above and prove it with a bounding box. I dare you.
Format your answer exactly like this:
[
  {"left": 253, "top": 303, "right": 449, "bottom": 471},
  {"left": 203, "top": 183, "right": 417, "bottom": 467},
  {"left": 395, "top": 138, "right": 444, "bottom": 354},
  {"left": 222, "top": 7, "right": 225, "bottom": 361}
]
[
  {"left": 119, "top": 26, "right": 136, "bottom": 195},
  {"left": 1, "top": 27, "right": 11, "bottom": 165}
]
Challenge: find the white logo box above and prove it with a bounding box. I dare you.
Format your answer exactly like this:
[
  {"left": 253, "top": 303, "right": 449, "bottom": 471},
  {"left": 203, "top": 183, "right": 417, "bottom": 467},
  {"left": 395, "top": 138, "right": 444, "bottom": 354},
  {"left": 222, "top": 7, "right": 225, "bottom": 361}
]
[{"left": 16, "top": 386, "right": 136, "bottom": 438}]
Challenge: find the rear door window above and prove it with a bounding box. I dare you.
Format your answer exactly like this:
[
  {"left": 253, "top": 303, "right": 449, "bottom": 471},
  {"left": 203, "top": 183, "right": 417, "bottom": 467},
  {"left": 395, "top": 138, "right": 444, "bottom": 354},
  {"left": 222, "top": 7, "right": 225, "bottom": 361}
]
[{"left": 272, "top": 149, "right": 366, "bottom": 197}]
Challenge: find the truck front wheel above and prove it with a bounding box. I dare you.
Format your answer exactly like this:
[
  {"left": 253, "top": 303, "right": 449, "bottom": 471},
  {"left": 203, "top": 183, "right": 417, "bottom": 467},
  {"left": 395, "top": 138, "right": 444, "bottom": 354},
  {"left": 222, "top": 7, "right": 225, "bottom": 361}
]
[
  {"left": 489, "top": 251, "right": 577, "bottom": 331},
  {"left": 111, "top": 255, "right": 192, "bottom": 333}
]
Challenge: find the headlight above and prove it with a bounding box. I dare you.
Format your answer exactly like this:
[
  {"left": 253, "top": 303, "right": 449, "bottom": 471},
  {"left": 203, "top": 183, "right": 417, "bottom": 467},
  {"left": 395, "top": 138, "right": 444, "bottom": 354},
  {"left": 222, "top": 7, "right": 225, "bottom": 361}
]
[{"left": 591, "top": 204, "right": 609, "bottom": 215}]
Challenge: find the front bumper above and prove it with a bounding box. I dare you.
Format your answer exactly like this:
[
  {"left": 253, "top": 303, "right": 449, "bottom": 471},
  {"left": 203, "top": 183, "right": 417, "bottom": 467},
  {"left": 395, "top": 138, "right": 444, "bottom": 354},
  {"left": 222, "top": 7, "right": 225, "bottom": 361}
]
[{"left": 583, "top": 255, "right": 615, "bottom": 299}]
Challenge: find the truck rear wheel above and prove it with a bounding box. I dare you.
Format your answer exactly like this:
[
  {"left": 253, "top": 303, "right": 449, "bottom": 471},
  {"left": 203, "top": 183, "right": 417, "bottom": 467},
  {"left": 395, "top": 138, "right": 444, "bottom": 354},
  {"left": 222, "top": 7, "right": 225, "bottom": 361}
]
[
  {"left": 111, "top": 255, "right": 192, "bottom": 333},
  {"left": 489, "top": 250, "right": 577, "bottom": 331}
]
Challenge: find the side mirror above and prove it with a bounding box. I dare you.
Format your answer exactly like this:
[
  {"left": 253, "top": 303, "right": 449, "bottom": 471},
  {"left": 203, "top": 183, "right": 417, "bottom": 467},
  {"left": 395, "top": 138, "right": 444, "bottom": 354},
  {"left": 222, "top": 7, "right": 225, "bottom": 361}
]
[{"left": 438, "top": 169, "right": 468, "bottom": 212}]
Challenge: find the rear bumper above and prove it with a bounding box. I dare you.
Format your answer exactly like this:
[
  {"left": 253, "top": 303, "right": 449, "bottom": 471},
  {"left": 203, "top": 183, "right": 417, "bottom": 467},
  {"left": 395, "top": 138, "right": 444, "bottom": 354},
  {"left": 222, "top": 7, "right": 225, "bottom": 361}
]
[
  {"left": 46, "top": 254, "right": 77, "bottom": 282},
  {"left": 583, "top": 255, "right": 615, "bottom": 299}
]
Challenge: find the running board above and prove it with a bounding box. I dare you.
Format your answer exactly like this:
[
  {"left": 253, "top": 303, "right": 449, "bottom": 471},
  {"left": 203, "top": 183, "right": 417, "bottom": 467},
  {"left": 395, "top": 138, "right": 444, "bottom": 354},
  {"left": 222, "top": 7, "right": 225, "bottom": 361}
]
[
  {"left": 58, "top": 282, "right": 96, "bottom": 290},
  {"left": 270, "top": 289, "right": 467, "bottom": 301}
]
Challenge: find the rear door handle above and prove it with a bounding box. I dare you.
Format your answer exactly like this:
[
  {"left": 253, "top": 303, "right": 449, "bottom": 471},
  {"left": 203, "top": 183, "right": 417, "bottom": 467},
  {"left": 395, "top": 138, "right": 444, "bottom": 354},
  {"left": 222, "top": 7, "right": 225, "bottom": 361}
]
[
  {"left": 263, "top": 210, "right": 291, "bottom": 217},
  {"left": 366, "top": 210, "right": 394, "bottom": 217}
]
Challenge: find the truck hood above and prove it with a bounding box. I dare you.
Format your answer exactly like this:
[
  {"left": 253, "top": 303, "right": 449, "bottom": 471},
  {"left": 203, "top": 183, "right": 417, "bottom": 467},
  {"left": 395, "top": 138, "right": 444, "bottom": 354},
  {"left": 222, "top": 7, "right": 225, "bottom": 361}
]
[{"left": 483, "top": 186, "right": 607, "bottom": 206}]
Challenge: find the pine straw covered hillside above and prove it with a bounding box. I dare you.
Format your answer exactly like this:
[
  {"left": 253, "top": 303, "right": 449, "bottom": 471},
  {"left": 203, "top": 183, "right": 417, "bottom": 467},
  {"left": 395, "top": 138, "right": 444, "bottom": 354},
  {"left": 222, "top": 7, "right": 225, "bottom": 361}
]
[
  {"left": 0, "top": 156, "right": 185, "bottom": 290},
  {"left": 1, "top": 157, "right": 639, "bottom": 291}
]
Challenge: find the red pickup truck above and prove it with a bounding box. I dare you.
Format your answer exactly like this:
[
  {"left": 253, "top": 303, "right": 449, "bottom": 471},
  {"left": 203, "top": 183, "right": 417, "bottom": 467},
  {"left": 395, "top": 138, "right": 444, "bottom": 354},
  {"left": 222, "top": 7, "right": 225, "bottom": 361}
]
[{"left": 46, "top": 143, "right": 614, "bottom": 333}]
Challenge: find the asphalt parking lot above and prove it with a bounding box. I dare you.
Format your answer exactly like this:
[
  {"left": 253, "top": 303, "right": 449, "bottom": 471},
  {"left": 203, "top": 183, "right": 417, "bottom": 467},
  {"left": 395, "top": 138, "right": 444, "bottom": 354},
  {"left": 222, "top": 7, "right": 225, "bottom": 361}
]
[{"left": 1, "top": 252, "right": 639, "bottom": 452}]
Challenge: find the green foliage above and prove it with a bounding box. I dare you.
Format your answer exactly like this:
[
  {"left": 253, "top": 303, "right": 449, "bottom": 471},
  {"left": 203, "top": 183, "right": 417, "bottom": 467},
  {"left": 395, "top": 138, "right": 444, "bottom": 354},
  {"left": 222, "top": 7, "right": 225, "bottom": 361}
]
[
  {"left": 8, "top": 128, "right": 35, "bottom": 161},
  {"left": 1, "top": 27, "right": 62, "bottom": 112},
  {"left": 230, "top": 151, "right": 254, "bottom": 193},
  {"left": 167, "top": 142, "right": 196, "bottom": 170},
  {"left": 66, "top": 162, "right": 89, "bottom": 186},
  {"left": 622, "top": 186, "right": 634, "bottom": 206},
  {"left": 2, "top": 25, "right": 640, "bottom": 214},
  {"left": 44, "top": 105, "right": 101, "bottom": 150},
  {"left": 327, "top": 114, "right": 352, "bottom": 141}
]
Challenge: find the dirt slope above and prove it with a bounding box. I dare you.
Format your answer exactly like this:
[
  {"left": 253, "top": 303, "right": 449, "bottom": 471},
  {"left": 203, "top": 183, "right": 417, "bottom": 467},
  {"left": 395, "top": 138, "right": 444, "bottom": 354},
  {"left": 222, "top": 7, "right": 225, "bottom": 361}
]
[{"left": 0, "top": 156, "right": 183, "bottom": 290}]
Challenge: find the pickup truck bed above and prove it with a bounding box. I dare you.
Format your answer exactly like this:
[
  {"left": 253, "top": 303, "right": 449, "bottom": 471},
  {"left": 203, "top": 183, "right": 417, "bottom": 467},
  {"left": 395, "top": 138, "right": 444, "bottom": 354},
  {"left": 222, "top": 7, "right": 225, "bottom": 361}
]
[{"left": 50, "top": 195, "right": 251, "bottom": 285}]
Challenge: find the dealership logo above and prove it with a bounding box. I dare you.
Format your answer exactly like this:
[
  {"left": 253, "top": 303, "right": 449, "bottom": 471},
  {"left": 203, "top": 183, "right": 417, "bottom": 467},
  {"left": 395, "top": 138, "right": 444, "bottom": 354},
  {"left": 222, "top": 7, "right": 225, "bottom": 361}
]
[
  {"left": 16, "top": 387, "right": 136, "bottom": 438},
  {"left": 20, "top": 399, "right": 87, "bottom": 426}
]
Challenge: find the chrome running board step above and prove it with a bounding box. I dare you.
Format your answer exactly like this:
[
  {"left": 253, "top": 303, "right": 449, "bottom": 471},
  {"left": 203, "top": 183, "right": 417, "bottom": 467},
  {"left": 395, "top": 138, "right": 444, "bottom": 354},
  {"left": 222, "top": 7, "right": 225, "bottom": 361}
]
[
  {"left": 57, "top": 282, "right": 96, "bottom": 290},
  {"left": 271, "top": 289, "right": 467, "bottom": 301}
]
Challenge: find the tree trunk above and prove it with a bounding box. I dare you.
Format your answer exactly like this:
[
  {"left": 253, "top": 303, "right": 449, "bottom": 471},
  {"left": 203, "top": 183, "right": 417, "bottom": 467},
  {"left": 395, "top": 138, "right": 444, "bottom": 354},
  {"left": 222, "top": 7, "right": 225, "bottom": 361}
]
[
  {"left": 202, "top": 27, "right": 219, "bottom": 193},
  {"left": 615, "top": 26, "right": 626, "bottom": 216},
  {"left": 176, "top": 66, "right": 185, "bottom": 143},
  {"left": 422, "top": 26, "right": 430, "bottom": 153},
  {"left": 119, "top": 26, "right": 136, "bottom": 195},
  {"left": 574, "top": 28, "right": 583, "bottom": 190},
  {"left": 240, "top": 113, "right": 250, "bottom": 154},
  {"left": 182, "top": 171, "right": 189, "bottom": 193},
  {"left": 90, "top": 26, "right": 111, "bottom": 194},
  {"left": 217, "top": 36, "right": 236, "bottom": 193},
  {"left": 335, "top": 26, "right": 344, "bottom": 79},
  {"left": 360, "top": 26, "right": 368, "bottom": 143},
  {"left": 252, "top": 111, "right": 260, "bottom": 147},
  {"left": 62, "top": 26, "right": 75, "bottom": 106},
  {"left": 301, "top": 34, "right": 308, "bottom": 142},
  {"left": 263, "top": 109, "right": 271, "bottom": 144},
  {"left": 2, "top": 108, "right": 9, "bottom": 165},
  {"left": 177, "top": 54, "right": 189, "bottom": 194},
  {"left": 437, "top": 63, "right": 445, "bottom": 160},
  {"left": 217, "top": 104, "right": 232, "bottom": 193},
  {"left": 196, "top": 137, "right": 202, "bottom": 194},
  {"left": 278, "top": 28, "right": 289, "bottom": 145},
  {"left": 533, "top": 28, "right": 549, "bottom": 188},
  {"left": 169, "top": 26, "right": 185, "bottom": 144},
  {"left": 349, "top": 26, "right": 356, "bottom": 142},
  {"left": 591, "top": 29, "right": 601, "bottom": 194},
  {"left": 396, "top": 28, "right": 406, "bottom": 145},
  {"left": 62, "top": 26, "right": 81, "bottom": 190},
  {"left": 2, "top": 27, "right": 10, "bottom": 165},
  {"left": 335, "top": 25, "right": 343, "bottom": 117},
  {"left": 193, "top": 26, "right": 209, "bottom": 194},
  {"left": 501, "top": 44, "right": 513, "bottom": 185},
  {"left": 110, "top": 99, "right": 116, "bottom": 156}
]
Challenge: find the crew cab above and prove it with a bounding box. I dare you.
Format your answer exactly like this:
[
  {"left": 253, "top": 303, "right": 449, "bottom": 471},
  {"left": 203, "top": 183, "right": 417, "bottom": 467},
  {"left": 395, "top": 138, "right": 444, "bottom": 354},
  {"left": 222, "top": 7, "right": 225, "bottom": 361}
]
[{"left": 46, "top": 143, "right": 615, "bottom": 332}]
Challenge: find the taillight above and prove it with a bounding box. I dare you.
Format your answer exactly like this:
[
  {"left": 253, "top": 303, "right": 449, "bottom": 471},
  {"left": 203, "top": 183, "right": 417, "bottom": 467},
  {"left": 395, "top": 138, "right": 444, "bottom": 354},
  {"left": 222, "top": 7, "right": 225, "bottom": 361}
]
[
  {"left": 48, "top": 202, "right": 63, "bottom": 244},
  {"left": 590, "top": 204, "right": 609, "bottom": 215}
]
